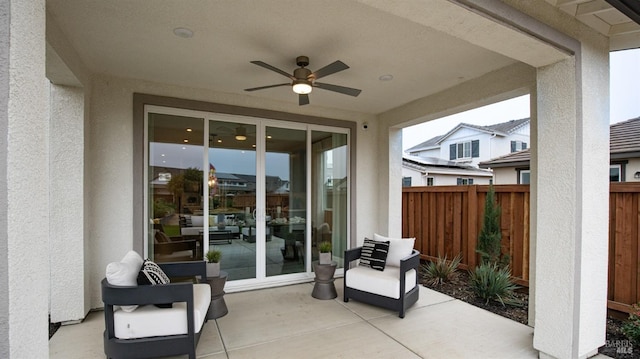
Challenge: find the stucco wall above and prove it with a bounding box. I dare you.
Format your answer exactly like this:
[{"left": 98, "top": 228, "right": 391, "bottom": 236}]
[
  {"left": 625, "top": 158, "right": 640, "bottom": 181},
  {"left": 49, "top": 84, "right": 87, "bottom": 322},
  {"left": 492, "top": 167, "right": 519, "bottom": 184},
  {"left": 2, "top": 0, "right": 49, "bottom": 357}
]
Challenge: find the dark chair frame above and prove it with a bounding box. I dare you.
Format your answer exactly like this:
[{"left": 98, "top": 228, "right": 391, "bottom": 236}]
[
  {"left": 344, "top": 247, "right": 420, "bottom": 318},
  {"left": 102, "top": 261, "right": 208, "bottom": 359}
]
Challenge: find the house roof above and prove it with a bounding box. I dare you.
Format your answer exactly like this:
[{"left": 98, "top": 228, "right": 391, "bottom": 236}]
[
  {"left": 479, "top": 116, "right": 640, "bottom": 168},
  {"left": 405, "top": 135, "right": 444, "bottom": 153},
  {"left": 403, "top": 154, "right": 493, "bottom": 177},
  {"left": 405, "top": 118, "right": 530, "bottom": 153},
  {"left": 611, "top": 117, "right": 640, "bottom": 157}
]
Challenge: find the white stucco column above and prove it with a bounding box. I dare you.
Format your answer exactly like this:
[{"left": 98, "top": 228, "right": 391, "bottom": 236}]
[
  {"left": 380, "top": 126, "right": 403, "bottom": 237},
  {"left": 533, "top": 44, "right": 609, "bottom": 358},
  {"left": 49, "top": 84, "right": 88, "bottom": 323},
  {"left": 0, "top": 0, "right": 49, "bottom": 357}
]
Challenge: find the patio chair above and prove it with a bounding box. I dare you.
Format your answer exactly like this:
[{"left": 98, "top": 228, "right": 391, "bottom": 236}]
[
  {"left": 153, "top": 225, "right": 199, "bottom": 262},
  {"left": 102, "top": 251, "right": 210, "bottom": 359},
  {"left": 343, "top": 235, "right": 420, "bottom": 318}
]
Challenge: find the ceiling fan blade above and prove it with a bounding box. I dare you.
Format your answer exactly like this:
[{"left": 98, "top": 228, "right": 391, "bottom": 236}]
[
  {"left": 244, "top": 83, "right": 290, "bottom": 92},
  {"left": 299, "top": 94, "right": 310, "bottom": 106},
  {"left": 310, "top": 60, "right": 349, "bottom": 80},
  {"left": 314, "top": 82, "right": 362, "bottom": 97},
  {"left": 250, "top": 61, "right": 295, "bottom": 80}
]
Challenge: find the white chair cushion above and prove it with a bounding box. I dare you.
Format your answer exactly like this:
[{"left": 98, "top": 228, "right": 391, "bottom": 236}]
[
  {"left": 346, "top": 265, "right": 416, "bottom": 299},
  {"left": 105, "top": 251, "right": 144, "bottom": 312},
  {"left": 113, "top": 283, "right": 211, "bottom": 339},
  {"left": 373, "top": 234, "right": 415, "bottom": 267}
]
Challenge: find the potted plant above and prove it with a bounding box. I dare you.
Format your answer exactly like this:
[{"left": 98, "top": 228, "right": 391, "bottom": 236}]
[
  {"left": 319, "top": 241, "right": 332, "bottom": 265},
  {"left": 205, "top": 248, "right": 222, "bottom": 277}
]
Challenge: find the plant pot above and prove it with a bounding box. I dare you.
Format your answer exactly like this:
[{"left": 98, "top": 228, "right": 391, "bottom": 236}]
[
  {"left": 319, "top": 252, "right": 332, "bottom": 265},
  {"left": 206, "top": 262, "right": 220, "bottom": 277}
]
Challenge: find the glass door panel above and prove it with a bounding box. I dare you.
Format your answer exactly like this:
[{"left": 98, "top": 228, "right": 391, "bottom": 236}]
[
  {"left": 209, "top": 120, "right": 257, "bottom": 280},
  {"left": 265, "top": 127, "right": 307, "bottom": 276},
  {"left": 148, "top": 113, "right": 205, "bottom": 262},
  {"left": 311, "top": 131, "right": 348, "bottom": 269}
]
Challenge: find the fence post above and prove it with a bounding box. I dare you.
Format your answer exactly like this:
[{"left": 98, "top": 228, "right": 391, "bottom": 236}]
[{"left": 467, "top": 185, "right": 478, "bottom": 269}]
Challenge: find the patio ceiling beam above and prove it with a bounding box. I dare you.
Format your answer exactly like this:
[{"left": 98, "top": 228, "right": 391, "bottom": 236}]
[{"left": 356, "top": 0, "right": 571, "bottom": 68}]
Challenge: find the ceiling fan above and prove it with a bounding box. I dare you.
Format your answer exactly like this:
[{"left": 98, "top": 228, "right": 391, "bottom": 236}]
[{"left": 244, "top": 56, "right": 362, "bottom": 106}]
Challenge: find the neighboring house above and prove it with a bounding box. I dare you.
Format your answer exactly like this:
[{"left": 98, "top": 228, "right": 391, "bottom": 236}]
[
  {"left": 406, "top": 118, "right": 530, "bottom": 168},
  {"left": 479, "top": 117, "right": 640, "bottom": 184},
  {"left": 402, "top": 154, "right": 493, "bottom": 186}
]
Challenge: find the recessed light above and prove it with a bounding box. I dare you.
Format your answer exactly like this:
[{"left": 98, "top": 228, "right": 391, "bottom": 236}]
[
  {"left": 379, "top": 74, "right": 393, "bottom": 81},
  {"left": 217, "top": 139, "right": 222, "bottom": 143},
  {"left": 183, "top": 139, "right": 189, "bottom": 143},
  {"left": 266, "top": 135, "right": 272, "bottom": 139},
  {"left": 186, "top": 128, "right": 192, "bottom": 132},
  {"left": 161, "top": 154, "right": 165, "bottom": 157},
  {"left": 173, "top": 27, "right": 194, "bottom": 38}
]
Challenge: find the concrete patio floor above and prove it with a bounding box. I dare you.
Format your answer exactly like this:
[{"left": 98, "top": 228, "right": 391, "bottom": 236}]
[{"left": 48, "top": 279, "right": 608, "bottom": 358}]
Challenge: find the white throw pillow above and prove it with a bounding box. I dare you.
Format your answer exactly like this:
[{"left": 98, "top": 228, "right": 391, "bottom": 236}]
[
  {"left": 373, "top": 233, "right": 415, "bottom": 267},
  {"left": 105, "top": 251, "right": 144, "bottom": 312}
]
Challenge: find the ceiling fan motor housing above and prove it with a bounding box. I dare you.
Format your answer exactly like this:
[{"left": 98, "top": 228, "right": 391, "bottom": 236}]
[
  {"left": 294, "top": 67, "right": 312, "bottom": 81},
  {"left": 296, "top": 56, "right": 309, "bottom": 67}
]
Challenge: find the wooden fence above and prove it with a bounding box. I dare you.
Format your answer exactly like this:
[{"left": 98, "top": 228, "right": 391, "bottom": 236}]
[{"left": 402, "top": 183, "right": 640, "bottom": 313}]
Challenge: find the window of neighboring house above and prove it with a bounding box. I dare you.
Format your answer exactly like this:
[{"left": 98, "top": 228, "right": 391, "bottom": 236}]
[
  {"left": 402, "top": 176, "right": 412, "bottom": 187},
  {"left": 450, "top": 140, "right": 479, "bottom": 160},
  {"left": 510, "top": 140, "right": 527, "bottom": 153},
  {"left": 426, "top": 177, "right": 434, "bottom": 186},
  {"left": 518, "top": 169, "right": 530, "bottom": 184},
  {"left": 456, "top": 178, "right": 474, "bottom": 185},
  {"left": 610, "top": 164, "right": 621, "bottom": 182}
]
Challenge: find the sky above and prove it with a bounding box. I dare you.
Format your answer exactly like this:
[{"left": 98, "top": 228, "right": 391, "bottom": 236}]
[{"left": 403, "top": 48, "right": 640, "bottom": 151}]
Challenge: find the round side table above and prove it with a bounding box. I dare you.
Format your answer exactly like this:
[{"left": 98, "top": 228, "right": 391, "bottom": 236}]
[
  {"left": 312, "top": 262, "right": 337, "bottom": 300},
  {"left": 206, "top": 271, "right": 228, "bottom": 319}
]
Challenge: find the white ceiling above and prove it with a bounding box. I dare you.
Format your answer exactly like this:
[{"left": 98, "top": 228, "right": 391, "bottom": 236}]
[{"left": 45, "top": 0, "right": 636, "bottom": 115}]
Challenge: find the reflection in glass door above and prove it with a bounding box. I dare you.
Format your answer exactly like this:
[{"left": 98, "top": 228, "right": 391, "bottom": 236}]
[
  {"left": 311, "top": 131, "right": 348, "bottom": 269},
  {"left": 209, "top": 120, "right": 257, "bottom": 280},
  {"left": 147, "top": 113, "right": 205, "bottom": 262},
  {"left": 265, "top": 127, "right": 307, "bottom": 276}
]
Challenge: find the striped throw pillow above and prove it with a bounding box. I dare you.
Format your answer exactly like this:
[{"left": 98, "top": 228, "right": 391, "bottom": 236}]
[{"left": 360, "top": 238, "right": 390, "bottom": 271}]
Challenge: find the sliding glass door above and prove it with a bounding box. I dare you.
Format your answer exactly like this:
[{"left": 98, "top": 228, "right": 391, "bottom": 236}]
[
  {"left": 208, "top": 120, "right": 257, "bottom": 280},
  {"left": 265, "top": 126, "right": 307, "bottom": 276},
  {"left": 146, "top": 107, "right": 349, "bottom": 288}
]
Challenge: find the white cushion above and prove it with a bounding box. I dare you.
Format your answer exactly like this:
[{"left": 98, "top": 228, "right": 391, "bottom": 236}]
[
  {"left": 191, "top": 216, "right": 204, "bottom": 227},
  {"left": 105, "top": 251, "right": 144, "bottom": 312},
  {"left": 181, "top": 226, "right": 240, "bottom": 236},
  {"left": 346, "top": 266, "right": 416, "bottom": 299},
  {"left": 373, "top": 234, "right": 415, "bottom": 267},
  {"left": 113, "top": 283, "right": 211, "bottom": 339}
]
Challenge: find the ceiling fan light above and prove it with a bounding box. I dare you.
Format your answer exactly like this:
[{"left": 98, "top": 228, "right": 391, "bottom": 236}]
[{"left": 292, "top": 80, "right": 312, "bottom": 95}]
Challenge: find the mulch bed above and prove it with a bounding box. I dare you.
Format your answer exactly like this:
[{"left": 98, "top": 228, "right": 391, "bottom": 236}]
[{"left": 422, "top": 271, "right": 639, "bottom": 358}]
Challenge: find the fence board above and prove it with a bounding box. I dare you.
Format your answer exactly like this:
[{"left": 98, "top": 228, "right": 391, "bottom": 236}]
[{"left": 402, "top": 183, "right": 640, "bottom": 314}]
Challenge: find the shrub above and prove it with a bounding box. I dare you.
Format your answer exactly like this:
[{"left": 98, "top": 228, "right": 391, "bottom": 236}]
[
  {"left": 623, "top": 304, "right": 640, "bottom": 345},
  {"left": 469, "top": 262, "right": 520, "bottom": 307},
  {"left": 422, "top": 253, "right": 462, "bottom": 286},
  {"left": 477, "top": 185, "right": 509, "bottom": 267}
]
